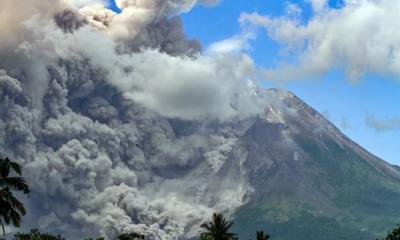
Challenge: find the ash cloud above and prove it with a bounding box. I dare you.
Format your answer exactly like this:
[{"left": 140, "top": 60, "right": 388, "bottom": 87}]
[
  {"left": 79, "top": 0, "right": 206, "bottom": 55},
  {"left": 0, "top": 0, "right": 261, "bottom": 239},
  {"left": 54, "top": 8, "right": 88, "bottom": 33}
]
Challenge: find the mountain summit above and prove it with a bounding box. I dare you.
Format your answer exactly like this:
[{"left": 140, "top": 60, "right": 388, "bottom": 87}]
[{"left": 219, "top": 89, "right": 400, "bottom": 240}]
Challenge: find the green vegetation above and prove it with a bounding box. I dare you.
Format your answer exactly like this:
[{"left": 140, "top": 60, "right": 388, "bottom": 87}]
[
  {"left": 256, "top": 231, "right": 270, "bottom": 240},
  {"left": 0, "top": 157, "right": 30, "bottom": 237},
  {"left": 384, "top": 225, "right": 400, "bottom": 240},
  {"left": 13, "top": 229, "right": 65, "bottom": 240},
  {"left": 200, "top": 213, "right": 237, "bottom": 240},
  {"left": 227, "top": 135, "right": 400, "bottom": 240},
  {"left": 198, "top": 213, "right": 274, "bottom": 240},
  {"left": 233, "top": 206, "right": 372, "bottom": 240}
]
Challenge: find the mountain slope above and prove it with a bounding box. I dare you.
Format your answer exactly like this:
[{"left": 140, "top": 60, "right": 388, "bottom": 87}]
[
  {"left": 3, "top": 61, "right": 400, "bottom": 239},
  {"left": 216, "top": 89, "right": 400, "bottom": 240}
]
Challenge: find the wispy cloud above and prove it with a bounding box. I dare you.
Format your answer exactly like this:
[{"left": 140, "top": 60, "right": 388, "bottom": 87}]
[
  {"left": 206, "top": 8, "right": 262, "bottom": 55},
  {"left": 340, "top": 116, "right": 350, "bottom": 131},
  {"left": 366, "top": 114, "right": 400, "bottom": 132},
  {"left": 207, "top": 31, "right": 255, "bottom": 54}
]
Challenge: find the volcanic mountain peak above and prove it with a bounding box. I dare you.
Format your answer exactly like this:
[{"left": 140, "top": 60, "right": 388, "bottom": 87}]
[{"left": 216, "top": 88, "right": 400, "bottom": 240}]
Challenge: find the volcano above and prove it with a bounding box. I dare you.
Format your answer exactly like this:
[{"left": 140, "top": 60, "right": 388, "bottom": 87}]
[
  {"left": 2, "top": 61, "right": 400, "bottom": 239},
  {"left": 218, "top": 89, "right": 400, "bottom": 240},
  {"left": 2, "top": 1, "right": 400, "bottom": 239}
]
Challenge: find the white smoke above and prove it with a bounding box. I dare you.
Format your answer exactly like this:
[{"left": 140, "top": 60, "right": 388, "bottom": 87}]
[{"left": 0, "top": 0, "right": 261, "bottom": 239}]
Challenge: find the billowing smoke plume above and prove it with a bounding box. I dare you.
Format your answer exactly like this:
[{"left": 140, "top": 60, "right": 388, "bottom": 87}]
[
  {"left": 78, "top": 0, "right": 220, "bottom": 55},
  {"left": 0, "top": 0, "right": 262, "bottom": 239}
]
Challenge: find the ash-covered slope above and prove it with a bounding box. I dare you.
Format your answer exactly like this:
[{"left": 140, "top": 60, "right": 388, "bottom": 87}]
[{"left": 219, "top": 89, "right": 400, "bottom": 240}]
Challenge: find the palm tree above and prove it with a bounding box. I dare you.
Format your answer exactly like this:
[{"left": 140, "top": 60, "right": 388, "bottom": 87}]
[
  {"left": 256, "top": 231, "right": 270, "bottom": 240},
  {"left": 0, "top": 157, "right": 29, "bottom": 237},
  {"left": 200, "top": 213, "right": 237, "bottom": 240},
  {"left": 385, "top": 225, "right": 400, "bottom": 240}
]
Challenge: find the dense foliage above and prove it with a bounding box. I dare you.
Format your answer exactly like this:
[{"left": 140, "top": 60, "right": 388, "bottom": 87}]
[
  {"left": 0, "top": 157, "right": 29, "bottom": 237},
  {"left": 384, "top": 225, "right": 400, "bottom": 240},
  {"left": 13, "top": 229, "right": 65, "bottom": 240}
]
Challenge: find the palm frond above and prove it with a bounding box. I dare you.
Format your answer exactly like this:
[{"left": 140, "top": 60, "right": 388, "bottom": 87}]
[
  {"left": 0, "top": 159, "right": 11, "bottom": 178},
  {"left": 10, "top": 162, "right": 22, "bottom": 176},
  {"left": 0, "top": 157, "right": 28, "bottom": 236},
  {"left": 200, "top": 213, "right": 235, "bottom": 240},
  {"left": 8, "top": 209, "right": 21, "bottom": 227},
  {"left": 0, "top": 177, "right": 29, "bottom": 194}
]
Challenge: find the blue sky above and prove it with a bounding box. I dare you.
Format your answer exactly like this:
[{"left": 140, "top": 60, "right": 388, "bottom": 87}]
[{"left": 109, "top": 0, "right": 400, "bottom": 164}]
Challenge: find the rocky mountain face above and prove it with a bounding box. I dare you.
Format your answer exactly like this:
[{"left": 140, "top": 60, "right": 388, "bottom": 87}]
[{"left": 220, "top": 89, "right": 400, "bottom": 240}]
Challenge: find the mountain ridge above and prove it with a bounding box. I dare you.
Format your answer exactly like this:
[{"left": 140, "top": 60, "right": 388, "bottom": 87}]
[{"left": 213, "top": 88, "right": 400, "bottom": 240}]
